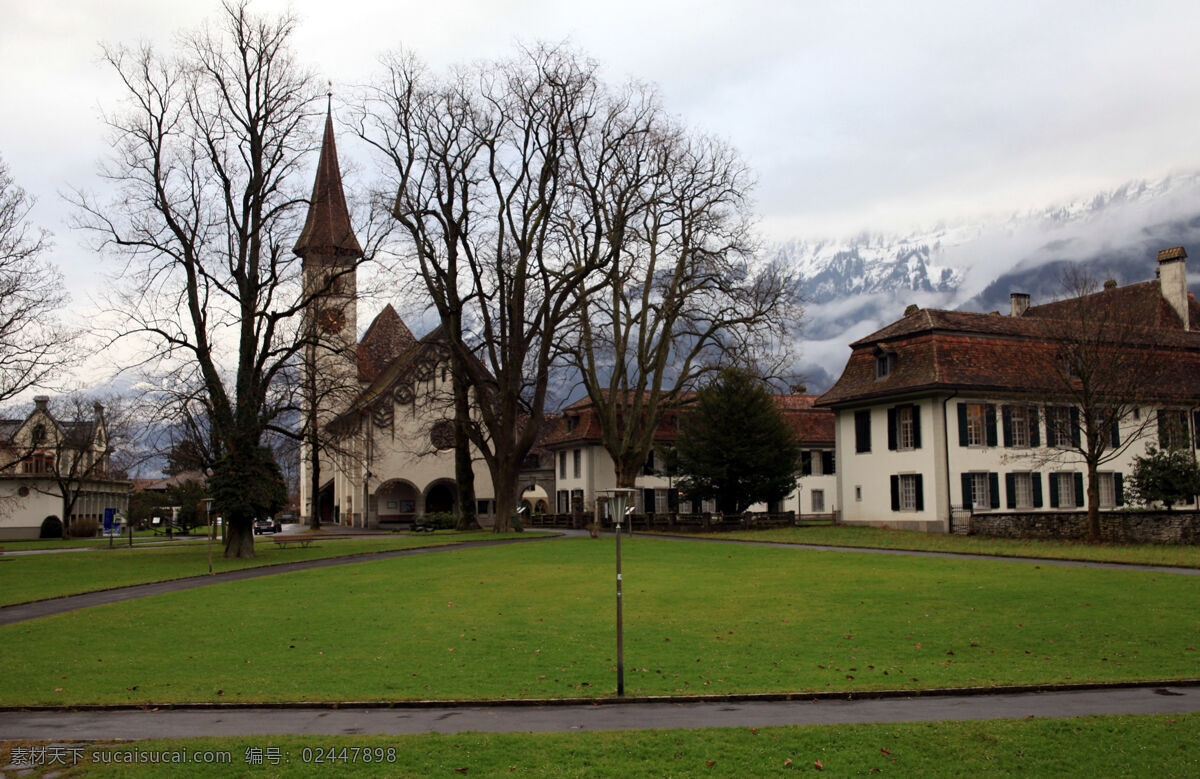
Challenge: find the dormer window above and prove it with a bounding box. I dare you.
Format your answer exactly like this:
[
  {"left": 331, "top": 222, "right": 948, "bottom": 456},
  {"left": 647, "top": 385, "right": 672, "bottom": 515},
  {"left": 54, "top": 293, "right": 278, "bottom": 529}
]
[
  {"left": 566, "top": 416, "right": 577, "bottom": 433},
  {"left": 875, "top": 351, "right": 895, "bottom": 380}
]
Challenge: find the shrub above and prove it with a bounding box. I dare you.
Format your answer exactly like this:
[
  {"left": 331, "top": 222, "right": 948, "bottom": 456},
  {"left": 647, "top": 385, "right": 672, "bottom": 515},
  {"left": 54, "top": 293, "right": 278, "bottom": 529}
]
[
  {"left": 69, "top": 517, "right": 100, "bottom": 538},
  {"left": 420, "top": 512, "right": 457, "bottom": 530},
  {"left": 1127, "top": 446, "right": 1200, "bottom": 510}
]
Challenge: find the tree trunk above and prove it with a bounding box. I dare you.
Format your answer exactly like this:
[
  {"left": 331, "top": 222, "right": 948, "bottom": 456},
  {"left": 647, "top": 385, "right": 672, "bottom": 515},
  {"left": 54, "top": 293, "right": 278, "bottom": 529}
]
[
  {"left": 1086, "top": 461, "right": 1101, "bottom": 543},
  {"left": 224, "top": 513, "right": 255, "bottom": 558},
  {"left": 492, "top": 463, "right": 518, "bottom": 533},
  {"left": 307, "top": 424, "right": 322, "bottom": 531},
  {"left": 453, "top": 368, "right": 480, "bottom": 531}
]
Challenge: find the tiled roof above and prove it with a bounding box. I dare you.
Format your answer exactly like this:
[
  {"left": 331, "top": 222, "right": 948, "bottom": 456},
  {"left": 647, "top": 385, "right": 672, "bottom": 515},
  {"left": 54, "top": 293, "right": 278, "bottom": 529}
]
[
  {"left": 357, "top": 304, "right": 417, "bottom": 383},
  {"left": 292, "top": 107, "right": 363, "bottom": 260},
  {"left": 544, "top": 392, "right": 834, "bottom": 447},
  {"left": 820, "top": 278, "right": 1200, "bottom": 407}
]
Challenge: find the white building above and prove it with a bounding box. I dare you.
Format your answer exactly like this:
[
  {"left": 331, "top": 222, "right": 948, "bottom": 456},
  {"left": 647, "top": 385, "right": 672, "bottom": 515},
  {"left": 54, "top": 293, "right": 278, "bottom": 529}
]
[
  {"left": 817, "top": 248, "right": 1200, "bottom": 532},
  {"left": 0, "top": 396, "right": 130, "bottom": 539}
]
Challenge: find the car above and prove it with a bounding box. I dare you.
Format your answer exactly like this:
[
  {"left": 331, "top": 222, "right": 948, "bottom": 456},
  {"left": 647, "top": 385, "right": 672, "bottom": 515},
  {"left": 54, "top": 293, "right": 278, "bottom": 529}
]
[{"left": 253, "top": 518, "right": 282, "bottom": 535}]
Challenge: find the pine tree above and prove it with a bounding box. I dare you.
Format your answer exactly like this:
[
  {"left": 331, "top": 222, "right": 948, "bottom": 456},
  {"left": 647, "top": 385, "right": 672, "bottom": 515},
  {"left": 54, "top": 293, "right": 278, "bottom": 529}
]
[{"left": 675, "top": 368, "right": 801, "bottom": 515}]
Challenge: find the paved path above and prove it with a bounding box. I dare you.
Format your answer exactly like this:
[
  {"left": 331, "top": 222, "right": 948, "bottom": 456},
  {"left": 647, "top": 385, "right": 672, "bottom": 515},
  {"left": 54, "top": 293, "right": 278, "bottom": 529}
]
[
  {"left": 1, "top": 686, "right": 1197, "bottom": 739},
  {"left": 0, "top": 536, "right": 551, "bottom": 626}
]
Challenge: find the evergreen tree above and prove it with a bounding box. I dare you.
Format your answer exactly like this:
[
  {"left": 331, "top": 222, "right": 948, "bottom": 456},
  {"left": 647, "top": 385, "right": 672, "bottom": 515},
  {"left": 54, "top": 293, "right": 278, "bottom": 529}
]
[
  {"left": 674, "top": 368, "right": 801, "bottom": 515},
  {"left": 1127, "top": 445, "right": 1200, "bottom": 510}
]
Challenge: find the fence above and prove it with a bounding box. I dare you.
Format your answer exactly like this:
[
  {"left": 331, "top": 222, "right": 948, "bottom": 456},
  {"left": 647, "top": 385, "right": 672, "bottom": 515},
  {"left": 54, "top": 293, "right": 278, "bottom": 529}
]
[{"left": 524, "top": 511, "right": 838, "bottom": 532}]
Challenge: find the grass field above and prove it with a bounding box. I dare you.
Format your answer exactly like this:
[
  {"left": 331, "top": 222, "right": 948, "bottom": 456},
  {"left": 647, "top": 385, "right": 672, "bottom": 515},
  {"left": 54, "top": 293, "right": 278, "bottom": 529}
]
[
  {"left": 690, "top": 525, "right": 1200, "bottom": 567},
  {"left": 2, "top": 537, "right": 1196, "bottom": 705},
  {"left": 3, "top": 714, "right": 1196, "bottom": 777},
  {"left": 0, "top": 532, "right": 545, "bottom": 606}
]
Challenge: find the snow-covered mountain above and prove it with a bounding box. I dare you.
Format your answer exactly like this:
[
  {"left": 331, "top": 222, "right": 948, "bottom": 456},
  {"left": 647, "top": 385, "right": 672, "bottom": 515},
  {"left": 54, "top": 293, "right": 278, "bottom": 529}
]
[{"left": 786, "top": 170, "right": 1200, "bottom": 393}]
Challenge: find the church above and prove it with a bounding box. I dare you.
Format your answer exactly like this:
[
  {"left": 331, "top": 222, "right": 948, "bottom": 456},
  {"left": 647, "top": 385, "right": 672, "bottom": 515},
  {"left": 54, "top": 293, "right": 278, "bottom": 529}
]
[{"left": 295, "top": 108, "right": 495, "bottom": 528}]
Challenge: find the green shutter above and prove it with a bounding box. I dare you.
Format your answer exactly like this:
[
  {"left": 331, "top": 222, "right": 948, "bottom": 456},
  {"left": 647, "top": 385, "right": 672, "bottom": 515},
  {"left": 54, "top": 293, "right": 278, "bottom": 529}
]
[
  {"left": 890, "top": 475, "right": 899, "bottom": 511},
  {"left": 1029, "top": 408, "right": 1040, "bottom": 447},
  {"left": 988, "top": 472, "right": 1000, "bottom": 509},
  {"left": 887, "top": 407, "right": 897, "bottom": 450},
  {"left": 1073, "top": 472, "right": 1085, "bottom": 507},
  {"left": 1110, "top": 418, "right": 1120, "bottom": 448},
  {"left": 961, "top": 473, "right": 973, "bottom": 508},
  {"left": 957, "top": 403, "right": 968, "bottom": 447},
  {"left": 1115, "top": 473, "right": 1124, "bottom": 506},
  {"left": 914, "top": 474, "right": 924, "bottom": 511},
  {"left": 986, "top": 405, "right": 998, "bottom": 447},
  {"left": 1002, "top": 406, "right": 1013, "bottom": 447},
  {"left": 1005, "top": 473, "right": 1016, "bottom": 508},
  {"left": 1048, "top": 473, "right": 1059, "bottom": 508},
  {"left": 1070, "top": 407, "right": 1081, "bottom": 447},
  {"left": 911, "top": 405, "right": 921, "bottom": 449},
  {"left": 1031, "top": 473, "right": 1043, "bottom": 508}
]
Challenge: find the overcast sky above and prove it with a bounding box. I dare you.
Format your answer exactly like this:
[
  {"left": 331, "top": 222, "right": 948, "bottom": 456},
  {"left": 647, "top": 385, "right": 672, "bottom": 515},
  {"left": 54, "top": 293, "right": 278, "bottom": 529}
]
[{"left": 4, "top": 0, "right": 1200, "bottom": 323}]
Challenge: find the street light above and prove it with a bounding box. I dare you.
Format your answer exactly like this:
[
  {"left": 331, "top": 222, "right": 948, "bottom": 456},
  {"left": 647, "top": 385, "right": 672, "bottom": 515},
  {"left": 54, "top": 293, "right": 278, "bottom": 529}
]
[
  {"left": 599, "top": 488, "right": 636, "bottom": 697},
  {"left": 204, "top": 497, "right": 215, "bottom": 575}
]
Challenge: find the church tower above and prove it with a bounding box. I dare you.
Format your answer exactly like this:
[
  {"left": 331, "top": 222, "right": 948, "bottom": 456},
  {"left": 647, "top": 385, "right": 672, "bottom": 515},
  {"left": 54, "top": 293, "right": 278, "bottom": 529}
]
[{"left": 295, "top": 101, "right": 363, "bottom": 524}]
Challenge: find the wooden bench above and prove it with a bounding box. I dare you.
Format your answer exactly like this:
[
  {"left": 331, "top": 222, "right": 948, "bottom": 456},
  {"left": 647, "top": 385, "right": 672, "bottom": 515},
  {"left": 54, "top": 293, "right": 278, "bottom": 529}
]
[{"left": 270, "top": 534, "right": 352, "bottom": 549}]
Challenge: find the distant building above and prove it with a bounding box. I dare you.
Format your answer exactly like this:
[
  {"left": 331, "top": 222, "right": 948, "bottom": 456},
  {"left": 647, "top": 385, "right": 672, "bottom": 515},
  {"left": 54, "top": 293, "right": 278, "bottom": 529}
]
[
  {"left": 0, "top": 396, "right": 130, "bottom": 539},
  {"left": 543, "top": 390, "right": 837, "bottom": 519},
  {"left": 817, "top": 247, "right": 1200, "bottom": 532}
]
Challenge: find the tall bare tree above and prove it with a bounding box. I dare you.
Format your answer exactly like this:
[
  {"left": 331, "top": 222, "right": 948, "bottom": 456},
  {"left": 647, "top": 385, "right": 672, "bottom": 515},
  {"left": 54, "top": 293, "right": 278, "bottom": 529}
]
[
  {"left": 72, "top": 1, "right": 363, "bottom": 556},
  {"left": 0, "top": 157, "right": 74, "bottom": 408},
  {"left": 565, "top": 113, "right": 801, "bottom": 491},
  {"left": 356, "top": 46, "right": 623, "bottom": 531}
]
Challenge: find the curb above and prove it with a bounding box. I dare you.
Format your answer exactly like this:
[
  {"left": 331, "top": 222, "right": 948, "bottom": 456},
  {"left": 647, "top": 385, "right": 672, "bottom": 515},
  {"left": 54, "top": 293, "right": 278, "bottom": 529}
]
[{"left": 4, "top": 679, "right": 1198, "bottom": 713}]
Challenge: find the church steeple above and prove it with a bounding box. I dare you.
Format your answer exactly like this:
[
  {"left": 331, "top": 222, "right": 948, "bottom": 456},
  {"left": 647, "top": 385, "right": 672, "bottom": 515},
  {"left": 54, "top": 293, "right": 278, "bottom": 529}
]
[{"left": 293, "top": 99, "right": 363, "bottom": 261}]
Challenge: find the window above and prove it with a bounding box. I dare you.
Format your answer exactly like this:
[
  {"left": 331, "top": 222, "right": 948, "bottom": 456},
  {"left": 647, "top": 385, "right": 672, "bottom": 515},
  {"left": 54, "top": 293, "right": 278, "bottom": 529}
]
[
  {"left": 642, "top": 450, "right": 656, "bottom": 476},
  {"left": 655, "top": 490, "right": 669, "bottom": 514},
  {"left": 821, "top": 450, "right": 835, "bottom": 475},
  {"left": 1158, "top": 409, "right": 1190, "bottom": 450},
  {"left": 1002, "top": 405, "right": 1039, "bottom": 448},
  {"left": 961, "top": 471, "right": 999, "bottom": 510},
  {"left": 800, "top": 451, "right": 813, "bottom": 475},
  {"left": 875, "top": 352, "right": 894, "bottom": 379},
  {"left": 957, "top": 403, "right": 996, "bottom": 447},
  {"left": 22, "top": 453, "right": 53, "bottom": 474},
  {"left": 888, "top": 404, "right": 920, "bottom": 450},
  {"left": 854, "top": 410, "right": 871, "bottom": 453},
  {"left": 1048, "top": 472, "right": 1084, "bottom": 508},
  {"left": 573, "top": 449, "right": 581, "bottom": 479},
  {"left": 1097, "top": 472, "right": 1124, "bottom": 508},
  {"left": 1047, "top": 406, "right": 1079, "bottom": 449},
  {"left": 811, "top": 490, "right": 825, "bottom": 513},
  {"left": 1005, "top": 472, "right": 1043, "bottom": 509},
  {"left": 855, "top": 485, "right": 862, "bottom": 502},
  {"left": 890, "top": 474, "right": 924, "bottom": 511},
  {"left": 559, "top": 451, "right": 567, "bottom": 479}
]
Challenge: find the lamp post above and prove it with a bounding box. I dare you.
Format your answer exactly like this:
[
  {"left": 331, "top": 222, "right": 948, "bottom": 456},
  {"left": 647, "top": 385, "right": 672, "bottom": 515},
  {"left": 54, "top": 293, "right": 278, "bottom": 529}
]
[
  {"left": 204, "top": 498, "right": 215, "bottom": 575},
  {"left": 599, "top": 488, "right": 636, "bottom": 697}
]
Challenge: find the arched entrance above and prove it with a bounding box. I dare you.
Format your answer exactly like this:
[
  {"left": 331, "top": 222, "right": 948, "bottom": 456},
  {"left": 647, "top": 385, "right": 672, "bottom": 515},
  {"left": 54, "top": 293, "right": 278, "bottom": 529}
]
[
  {"left": 424, "top": 480, "right": 457, "bottom": 516},
  {"left": 375, "top": 480, "right": 419, "bottom": 526},
  {"left": 521, "top": 484, "right": 550, "bottom": 515}
]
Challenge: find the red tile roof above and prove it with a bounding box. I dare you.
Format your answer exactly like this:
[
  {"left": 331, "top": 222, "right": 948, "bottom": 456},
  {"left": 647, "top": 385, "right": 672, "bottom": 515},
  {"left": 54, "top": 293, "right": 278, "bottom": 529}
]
[
  {"left": 357, "top": 304, "right": 416, "bottom": 382},
  {"left": 820, "top": 277, "right": 1200, "bottom": 407}
]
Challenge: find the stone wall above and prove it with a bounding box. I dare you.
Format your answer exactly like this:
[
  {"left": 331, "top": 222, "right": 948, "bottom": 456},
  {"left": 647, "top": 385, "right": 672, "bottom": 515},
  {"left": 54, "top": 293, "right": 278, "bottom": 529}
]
[{"left": 968, "top": 511, "right": 1200, "bottom": 544}]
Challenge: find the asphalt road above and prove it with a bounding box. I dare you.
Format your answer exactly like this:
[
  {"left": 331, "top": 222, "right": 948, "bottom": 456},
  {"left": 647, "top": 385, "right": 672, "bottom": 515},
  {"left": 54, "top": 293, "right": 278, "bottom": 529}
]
[{"left": 1, "top": 686, "right": 1197, "bottom": 739}]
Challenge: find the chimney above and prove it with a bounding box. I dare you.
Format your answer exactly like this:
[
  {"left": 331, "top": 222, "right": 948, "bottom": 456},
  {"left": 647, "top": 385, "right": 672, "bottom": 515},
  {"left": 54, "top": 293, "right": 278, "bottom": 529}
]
[
  {"left": 33, "top": 395, "right": 49, "bottom": 412},
  {"left": 1156, "top": 247, "right": 1189, "bottom": 329},
  {"left": 1010, "top": 293, "right": 1030, "bottom": 317},
  {"left": 1103, "top": 279, "right": 1117, "bottom": 290},
  {"left": 791, "top": 384, "right": 807, "bottom": 395}
]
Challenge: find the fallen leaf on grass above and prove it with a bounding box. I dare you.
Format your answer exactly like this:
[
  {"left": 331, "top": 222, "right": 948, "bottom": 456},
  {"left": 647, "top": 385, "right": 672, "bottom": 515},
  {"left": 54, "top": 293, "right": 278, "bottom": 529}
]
[
  {"left": 705, "top": 760, "right": 715, "bottom": 767},
  {"left": 814, "top": 759, "right": 824, "bottom": 770}
]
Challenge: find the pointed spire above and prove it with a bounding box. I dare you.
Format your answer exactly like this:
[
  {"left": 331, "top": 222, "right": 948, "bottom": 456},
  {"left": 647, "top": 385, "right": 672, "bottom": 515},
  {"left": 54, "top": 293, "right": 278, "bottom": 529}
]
[{"left": 293, "top": 96, "right": 363, "bottom": 261}]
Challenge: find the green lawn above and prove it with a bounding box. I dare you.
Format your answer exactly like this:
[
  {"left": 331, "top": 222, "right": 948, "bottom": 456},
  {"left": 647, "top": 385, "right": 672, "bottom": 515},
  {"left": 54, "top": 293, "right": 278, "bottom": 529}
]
[
  {"left": 689, "top": 524, "right": 1200, "bottom": 567},
  {"left": 0, "top": 532, "right": 545, "bottom": 606},
  {"left": 2, "top": 537, "right": 1196, "bottom": 705},
  {"left": 4, "top": 714, "right": 1197, "bottom": 777}
]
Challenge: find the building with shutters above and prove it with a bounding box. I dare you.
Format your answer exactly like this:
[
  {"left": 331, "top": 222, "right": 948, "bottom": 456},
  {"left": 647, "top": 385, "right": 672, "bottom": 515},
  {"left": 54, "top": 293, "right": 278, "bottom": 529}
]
[
  {"left": 543, "top": 390, "right": 837, "bottom": 519},
  {"left": 817, "top": 247, "right": 1200, "bottom": 532}
]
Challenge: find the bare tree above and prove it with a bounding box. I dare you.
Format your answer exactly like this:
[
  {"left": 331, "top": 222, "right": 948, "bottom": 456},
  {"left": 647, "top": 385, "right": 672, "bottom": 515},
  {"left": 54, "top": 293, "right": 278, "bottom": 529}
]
[
  {"left": 356, "top": 46, "right": 623, "bottom": 531},
  {"left": 0, "top": 157, "right": 74, "bottom": 408},
  {"left": 565, "top": 111, "right": 801, "bottom": 492},
  {"left": 72, "top": 2, "right": 367, "bottom": 556},
  {"left": 1021, "top": 269, "right": 1165, "bottom": 542}
]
